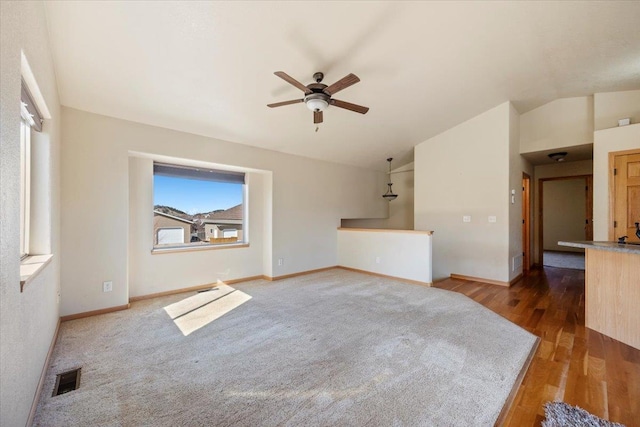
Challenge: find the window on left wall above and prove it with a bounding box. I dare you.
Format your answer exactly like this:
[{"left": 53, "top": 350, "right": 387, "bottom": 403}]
[{"left": 19, "top": 79, "right": 43, "bottom": 259}]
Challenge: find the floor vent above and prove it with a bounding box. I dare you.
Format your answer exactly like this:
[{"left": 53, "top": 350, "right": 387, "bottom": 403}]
[
  {"left": 197, "top": 287, "right": 219, "bottom": 293},
  {"left": 53, "top": 368, "right": 81, "bottom": 396}
]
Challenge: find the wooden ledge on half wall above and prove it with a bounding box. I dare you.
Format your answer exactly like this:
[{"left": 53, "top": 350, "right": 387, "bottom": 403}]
[{"left": 337, "top": 227, "right": 434, "bottom": 235}]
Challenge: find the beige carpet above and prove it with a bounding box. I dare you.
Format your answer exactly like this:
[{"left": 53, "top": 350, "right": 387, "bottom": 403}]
[
  {"left": 543, "top": 251, "right": 585, "bottom": 270},
  {"left": 34, "top": 269, "right": 538, "bottom": 426}
]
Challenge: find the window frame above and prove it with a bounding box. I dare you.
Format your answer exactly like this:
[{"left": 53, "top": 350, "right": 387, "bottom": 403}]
[
  {"left": 152, "top": 162, "right": 247, "bottom": 252},
  {"left": 19, "top": 107, "right": 33, "bottom": 260}
]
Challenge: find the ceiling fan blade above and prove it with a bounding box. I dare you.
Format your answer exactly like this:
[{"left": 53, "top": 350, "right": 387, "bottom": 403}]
[
  {"left": 314, "top": 111, "right": 323, "bottom": 124},
  {"left": 274, "top": 71, "right": 312, "bottom": 94},
  {"left": 330, "top": 99, "right": 369, "bottom": 114},
  {"left": 267, "top": 99, "right": 304, "bottom": 108},
  {"left": 323, "top": 73, "right": 360, "bottom": 96}
]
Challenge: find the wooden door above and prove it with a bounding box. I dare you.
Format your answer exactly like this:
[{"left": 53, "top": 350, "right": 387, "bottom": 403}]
[
  {"left": 613, "top": 152, "right": 640, "bottom": 243},
  {"left": 522, "top": 174, "right": 530, "bottom": 271},
  {"left": 585, "top": 176, "right": 593, "bottom": 240}
]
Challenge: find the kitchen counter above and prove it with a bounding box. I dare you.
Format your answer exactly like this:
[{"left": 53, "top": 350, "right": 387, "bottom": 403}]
[
  {"left": 559, "top": 241, "right": 639, "bottom": 350},
  {"left": 559, "top": 240, "right": 640, "bottom": 254}
]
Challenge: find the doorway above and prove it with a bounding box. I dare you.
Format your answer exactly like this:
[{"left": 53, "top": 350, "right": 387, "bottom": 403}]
[
  {"left": 539, "top": 175, "right": 593, "bottom": 267},
  {"left": 522, "top": 173, "right": 531, "bottom": 271},
  {"left": 609, "top": 149, "right": 640, "bottom": 243}
]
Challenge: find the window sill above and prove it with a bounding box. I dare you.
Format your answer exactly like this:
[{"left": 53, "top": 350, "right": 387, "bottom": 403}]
[
  {"left": 151, "top": 243, "right": 249, "bottom": 255},
  {"left": 20, "top": 254, "right": 53, "bottom": 292}
]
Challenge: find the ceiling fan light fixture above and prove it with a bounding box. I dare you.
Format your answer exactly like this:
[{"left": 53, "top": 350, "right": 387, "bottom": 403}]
[
  {"left": 304, "top": 92, "right": 329, "bottom": 112},
  {"left": 548, "top": 152, "right": 568, "bottom": 162},
  {"left": 269, "top": 71, "right": 368, "bottom": 124}
]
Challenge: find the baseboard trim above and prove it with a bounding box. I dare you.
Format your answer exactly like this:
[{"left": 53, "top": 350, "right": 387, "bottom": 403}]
[
  {"left": 494, "top": 336, "right": 540, "bottom": 426},
  {"left": 60, "top": 304, "right": 130, "bottom": 322},
  {"left": 264, "top": 266, "right": 337, "bottom": 281},
  {"left": 450, "top": 273, "right": 513, "bottom": 287},
  {"left": 129, "top": 275, "right": 265, "bottom": 302},
  {"left": 337, "top": 266, "right": 432, "bottom": 287},
  {"left": 27, "top": 318, "right": 61, "bottom": 427},
  {"left": 509, "top": 273, "right": 523, "bottom": 285}
]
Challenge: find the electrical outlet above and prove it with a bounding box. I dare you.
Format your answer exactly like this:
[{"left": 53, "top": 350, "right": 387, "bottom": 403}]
[
  {"left": 463, "top": 216, "right": 471, "bottom": 223},
  {"left": 103, "top": 281, "right": 113, "bottom": 292},
  {"left": 375, "top": 256, "right": 381, "bottom": 264},
  {"left": 488, "top": 216, "right": 497, "bottom": 223},
  {"left": 277, "top": 258, "right": 284, "bottom": 266}
]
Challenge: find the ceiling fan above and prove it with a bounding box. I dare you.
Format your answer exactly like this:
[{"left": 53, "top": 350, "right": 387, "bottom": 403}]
[{"left": 267, "top": 71, "right": 369, "bottom": 124}]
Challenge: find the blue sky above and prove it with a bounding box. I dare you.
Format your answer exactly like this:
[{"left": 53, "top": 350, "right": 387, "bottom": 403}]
[{"left": 154, "top": 175, "right": 243, "bottom": 215}]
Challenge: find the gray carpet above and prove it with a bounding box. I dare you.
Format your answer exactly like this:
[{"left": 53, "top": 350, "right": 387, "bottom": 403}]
[
  {"left": 34, "top": 269, "right": 538, "bottom": 426},
  {"left": 542, "top": 402, "right": 626, "bottom": 427},
  {"left": 543, "top": 251, "right": 585, "bottom": 270}
]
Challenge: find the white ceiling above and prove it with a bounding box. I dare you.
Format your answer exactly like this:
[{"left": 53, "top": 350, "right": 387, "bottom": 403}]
[
  {"left": 521, "top": 143, "right": 593, "bottom": 166},
  {"left": 44, "top": 1, "right": 640, "bottom": 170}
]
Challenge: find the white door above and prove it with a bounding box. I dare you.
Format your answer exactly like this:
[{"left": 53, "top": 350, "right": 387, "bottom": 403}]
[{"left": 157, "top": 228, "right": 184, "bottom": 244}]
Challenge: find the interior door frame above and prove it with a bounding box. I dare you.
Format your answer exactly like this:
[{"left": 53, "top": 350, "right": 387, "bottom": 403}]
[
  {"left": 538, "top": 174, "right": 593, "bottom": 266},
  {"left": 608, "top": 148, "right": 640, "bottom": 241},
  {"left": 522, "top": 173, "right": 531, "bottom": 271}
]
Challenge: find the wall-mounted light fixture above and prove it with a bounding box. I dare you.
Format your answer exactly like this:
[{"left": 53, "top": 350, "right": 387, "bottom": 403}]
[
  {"left": 548, "top": 152, "right": 568, "bottom": 162},
  {"left": 382, "top": 158, "right": 398, "bottom": 201}
]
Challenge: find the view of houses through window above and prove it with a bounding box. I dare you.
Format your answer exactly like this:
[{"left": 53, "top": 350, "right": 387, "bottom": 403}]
[
  {"left": 19, "top": 116, "right": 31, "bottom": 259},
  {"left": 153, "top": 163, "right": 245, "bottom": 249},
  {"left": 20, "top": 77, "right": 45, "bottom": 260}
]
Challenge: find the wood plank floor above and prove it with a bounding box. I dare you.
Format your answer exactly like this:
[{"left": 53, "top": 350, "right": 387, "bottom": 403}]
[{"left": 434, "top": 266, "right": 640, "bottom": 426}]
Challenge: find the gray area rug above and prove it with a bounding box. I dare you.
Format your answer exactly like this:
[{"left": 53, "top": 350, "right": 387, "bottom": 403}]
[
  {"left": 543, "top": 251, "right": 585, "bottom": 270},
  {"left": 34, "top": 269, "right": 538, "bottom": 426},
  {"left": 542, "top": 402, "right": 626, "bottom": 427}
]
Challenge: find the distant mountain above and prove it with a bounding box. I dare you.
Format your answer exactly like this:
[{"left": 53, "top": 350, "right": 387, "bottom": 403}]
[
  {"left": 153, "top": 205, "right": 192, "bottom": 220},
  {"left": 154, "top": 204, "right": 243, "bottom": 225},
  {"left": 192, "top": 209, "right": 224, "bottom": 221}
]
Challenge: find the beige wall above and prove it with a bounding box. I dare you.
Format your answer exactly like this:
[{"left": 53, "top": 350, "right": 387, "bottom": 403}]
[
  {"left": 414, "top": 102, "right": 518, "bottom": 282},
  {"left": 593, "top": 124, "right": 640, "bottom": 240},
  {"left": 0, "top": 2, "right": 61, "bottom": 426},
  {"left": 63, "top": 108, "right": 386, "bottom": 315},
  {"left": 542, "top": 179, "right": 587, "bottom": 252},
  {"left": 594, "top": 90, "right": 640, "bottom": 131},
  {"left": 340, "top": 162, "right": 414, "bottom": 231},
  {"left": 520, "top": 96, "right": 594, "bottom": 154},
  {"left": 337, "top": 229, "right": 432, "bottom": 284},
  {"left": 509, "top": 104, "right": 531, "bottom": 278},
  {"left": 532, "top": 160, "right": 593, "bottom": 263},
  {"left": 387, "top": 162, "right": 415, "bottom": 230},
  {"left": 129, "top": 156, "right": 265, "bottom": 298}
]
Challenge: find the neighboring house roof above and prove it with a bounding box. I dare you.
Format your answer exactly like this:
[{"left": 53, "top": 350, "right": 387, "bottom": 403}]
[
  {"left": 202, "top": 204, "right": 243, "bottom": 222},
  {"left": 153, "top": 210, "right": 193, "bottom": 224}
]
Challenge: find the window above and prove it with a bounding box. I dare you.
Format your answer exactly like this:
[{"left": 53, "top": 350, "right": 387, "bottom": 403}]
[
  {"left": 19, "top": 78, "right": 43, "bottom": 259},
  {"left": 19, "top": 117, "right": 31, "bottom": 258},
  {"left": 153, "top": 162, "right": 246, "bottom": 250}
]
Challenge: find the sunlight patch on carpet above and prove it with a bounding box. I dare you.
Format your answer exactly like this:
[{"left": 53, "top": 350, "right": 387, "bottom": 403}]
[{"left": 163, "top": 283, "right": 252, "bottom": 336}]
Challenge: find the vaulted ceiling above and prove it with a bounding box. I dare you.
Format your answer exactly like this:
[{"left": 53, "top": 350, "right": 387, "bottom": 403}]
[{"left": 44, "top": 1, "right": 640, "bottom": 169}]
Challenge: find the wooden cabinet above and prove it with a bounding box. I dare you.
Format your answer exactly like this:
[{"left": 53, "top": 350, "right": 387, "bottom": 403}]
[{"left": 585, "top": 248, "right": 640, "bottom": 350}]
